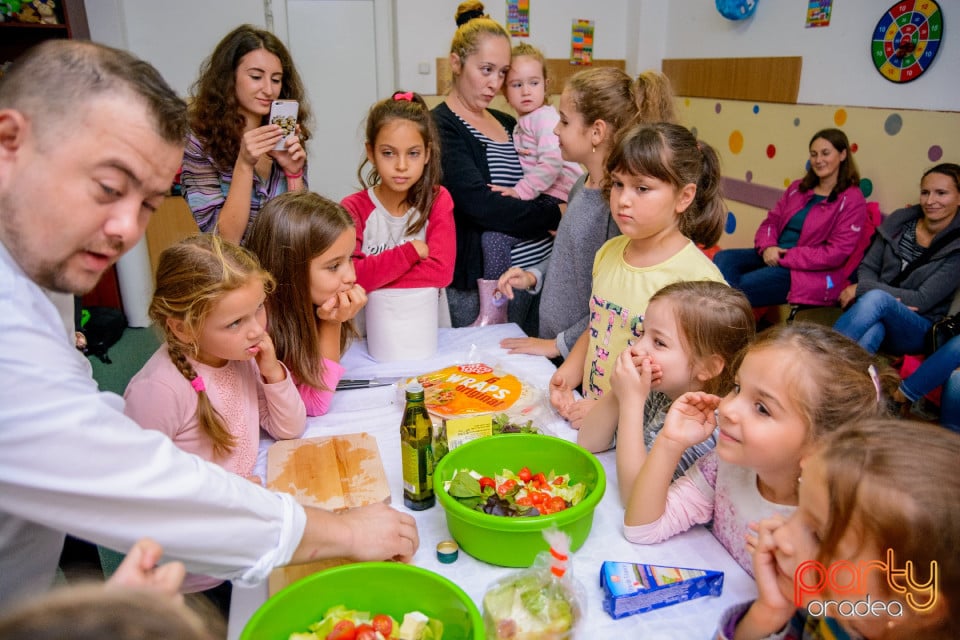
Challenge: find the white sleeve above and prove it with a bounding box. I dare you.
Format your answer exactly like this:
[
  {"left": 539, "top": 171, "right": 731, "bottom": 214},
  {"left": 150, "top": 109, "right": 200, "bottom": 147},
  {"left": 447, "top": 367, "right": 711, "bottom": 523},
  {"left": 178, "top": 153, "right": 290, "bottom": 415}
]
[{"left": 0, "top": 274, "right": 306, "bottom": 586}]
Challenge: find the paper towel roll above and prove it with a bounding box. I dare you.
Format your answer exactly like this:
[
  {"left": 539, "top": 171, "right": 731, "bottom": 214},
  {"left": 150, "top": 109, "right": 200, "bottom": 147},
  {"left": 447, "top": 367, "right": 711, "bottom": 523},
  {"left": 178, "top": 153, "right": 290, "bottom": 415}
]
[
  {"left": 116, "top": 237, "right": 154, "bottom": 328},
  {"left": 365, "top": 287, "right": 439, "bottom": 362}
]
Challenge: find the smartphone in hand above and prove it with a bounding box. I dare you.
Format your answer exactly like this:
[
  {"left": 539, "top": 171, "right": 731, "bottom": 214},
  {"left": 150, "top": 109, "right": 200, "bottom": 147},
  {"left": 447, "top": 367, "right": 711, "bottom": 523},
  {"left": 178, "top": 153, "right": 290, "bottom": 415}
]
[{"left": 268, "top": 100, "right": 299, "bottom": 150}]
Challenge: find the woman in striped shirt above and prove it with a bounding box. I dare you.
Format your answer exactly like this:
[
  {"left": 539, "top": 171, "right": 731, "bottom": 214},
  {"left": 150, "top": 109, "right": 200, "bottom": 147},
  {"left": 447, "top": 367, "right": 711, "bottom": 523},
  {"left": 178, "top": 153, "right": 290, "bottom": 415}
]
[{"left": 181, "top": 25, "right": 311, "bottom": 245}]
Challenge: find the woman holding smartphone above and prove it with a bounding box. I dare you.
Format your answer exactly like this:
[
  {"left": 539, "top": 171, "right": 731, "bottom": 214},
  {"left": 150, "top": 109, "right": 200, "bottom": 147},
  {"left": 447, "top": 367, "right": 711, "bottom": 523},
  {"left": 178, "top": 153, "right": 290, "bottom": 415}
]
[{"left": 182, "top": 24, "right": 312, "bottom": 245}]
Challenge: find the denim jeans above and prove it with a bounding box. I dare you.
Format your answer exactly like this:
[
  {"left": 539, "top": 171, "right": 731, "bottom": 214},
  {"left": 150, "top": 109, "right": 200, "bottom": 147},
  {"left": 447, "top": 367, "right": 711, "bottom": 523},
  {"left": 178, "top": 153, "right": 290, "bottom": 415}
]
[
  {"left": 833, "top": 289, "right": 931, "bottom": 354},
  {"left": 713, "top": 248, "right": 791, "bottom": 307},
  {"left": 900, "top": 334, "right": 960, "bottom": 432}
]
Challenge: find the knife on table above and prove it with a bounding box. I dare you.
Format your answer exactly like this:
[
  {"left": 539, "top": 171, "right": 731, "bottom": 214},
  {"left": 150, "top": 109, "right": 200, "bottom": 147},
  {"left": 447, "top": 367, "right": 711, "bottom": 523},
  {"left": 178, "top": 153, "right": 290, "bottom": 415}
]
[{"left": 336, "top": 377, "right": 405, "bottom": 391}]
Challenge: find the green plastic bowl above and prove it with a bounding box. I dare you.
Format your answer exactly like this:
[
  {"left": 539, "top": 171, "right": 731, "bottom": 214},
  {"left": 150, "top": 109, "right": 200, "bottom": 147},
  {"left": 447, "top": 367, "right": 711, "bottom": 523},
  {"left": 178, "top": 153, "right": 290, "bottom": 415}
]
[
  {"left": 434, "top": 433, "right": 606, "bottom": 567},
  {"left": 240, "top": 562, "right": 484, "bottom": 639}
]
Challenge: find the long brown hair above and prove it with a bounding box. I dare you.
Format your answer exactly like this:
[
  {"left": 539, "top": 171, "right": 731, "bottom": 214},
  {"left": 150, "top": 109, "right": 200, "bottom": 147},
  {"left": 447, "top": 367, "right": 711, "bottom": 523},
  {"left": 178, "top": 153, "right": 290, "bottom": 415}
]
[
  {"left": 798, "top": 128, "right": 860, "bottom": 201},
  {"left": 246, "top": 191, "right": 355, "bottom": 390},
  {"left": 189, "top": 24, "right": 312, "bottom": 172},
  {"left": 648, "top": 281, "right": 754, "bottom": 396},
  {"left": 564, "top": 67, "right": 678, "bottom": 158},
  {"left": 357, "top": 91, "right": 442, "bottom": 235},
  {"left": 815, "top": 420, "right": 960, "bottom": 638},
  {"left": 150, "top": 234, "right": 276, "bottom": 458},
  {"left": 604, "top": 122, "right": 725, "bottom": 247}
]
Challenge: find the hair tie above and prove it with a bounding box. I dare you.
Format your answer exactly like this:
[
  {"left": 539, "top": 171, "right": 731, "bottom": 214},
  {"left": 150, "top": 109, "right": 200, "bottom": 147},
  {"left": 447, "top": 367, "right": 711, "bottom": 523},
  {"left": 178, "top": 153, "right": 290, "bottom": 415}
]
[
  {"left": 867, "top": 365, "right": 881, "bottom": 403},
  {"left": 191, "top": 376, "right": 206, "bottom": 393},
  {"left": 393, "top": 91, "right": 414, "bottom": 102},
  {"left": 456, "top": 8, "right": 485, "bottom": 26}
]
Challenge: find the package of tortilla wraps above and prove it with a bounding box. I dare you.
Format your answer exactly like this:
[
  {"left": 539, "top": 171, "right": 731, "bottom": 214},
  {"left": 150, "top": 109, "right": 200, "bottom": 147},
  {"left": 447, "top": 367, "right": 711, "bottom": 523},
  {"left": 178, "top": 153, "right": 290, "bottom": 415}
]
[{"left": 399, "top": 362, "right": 551, "bottom": 460}]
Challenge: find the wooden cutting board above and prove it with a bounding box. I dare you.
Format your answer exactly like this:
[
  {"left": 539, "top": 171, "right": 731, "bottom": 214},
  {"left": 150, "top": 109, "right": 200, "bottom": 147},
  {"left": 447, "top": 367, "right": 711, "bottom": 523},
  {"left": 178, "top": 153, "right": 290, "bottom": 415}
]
[{"left": 266, "top": 433, "right": 391, "bottom": 594}]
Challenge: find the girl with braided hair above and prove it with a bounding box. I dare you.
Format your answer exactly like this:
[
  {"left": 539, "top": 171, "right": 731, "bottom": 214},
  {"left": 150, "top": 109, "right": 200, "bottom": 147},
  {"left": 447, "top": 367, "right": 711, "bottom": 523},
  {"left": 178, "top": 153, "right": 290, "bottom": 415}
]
[{"left": 123, "top": 233, "right": 306, "bottom": 595}]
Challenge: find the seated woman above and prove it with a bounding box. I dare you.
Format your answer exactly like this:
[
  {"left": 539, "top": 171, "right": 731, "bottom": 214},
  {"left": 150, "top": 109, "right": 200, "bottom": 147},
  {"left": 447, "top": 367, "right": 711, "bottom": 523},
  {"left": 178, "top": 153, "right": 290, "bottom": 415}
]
[
  {"left": 432, "top": 2, "right": 561, "bottom": 330},
  {"left": 834, "top": 163, "right": 960, "bottom": 355},
  {"left": 713, "top": 128, "right": 866, "bottom": 307},
  {"left": 181, "top": 24, "right": 311, "bottom": 245}
]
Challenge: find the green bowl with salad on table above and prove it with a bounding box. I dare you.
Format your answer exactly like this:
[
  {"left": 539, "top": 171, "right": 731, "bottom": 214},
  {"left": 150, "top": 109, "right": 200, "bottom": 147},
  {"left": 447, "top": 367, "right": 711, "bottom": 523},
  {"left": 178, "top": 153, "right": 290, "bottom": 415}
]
[
  {"left": 434, "top": 433, "right": 606, "bottom": 567},
  {"left": 240, "top": 562, "right": 484, "bottom": 640}
]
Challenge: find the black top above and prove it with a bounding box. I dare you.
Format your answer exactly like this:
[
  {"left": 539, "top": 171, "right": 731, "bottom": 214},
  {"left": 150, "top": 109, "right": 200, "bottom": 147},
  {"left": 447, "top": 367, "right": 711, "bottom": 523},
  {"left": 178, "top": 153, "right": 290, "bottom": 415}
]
[{"left": 432, "top": 102, "right": 562, "bottom": 289}]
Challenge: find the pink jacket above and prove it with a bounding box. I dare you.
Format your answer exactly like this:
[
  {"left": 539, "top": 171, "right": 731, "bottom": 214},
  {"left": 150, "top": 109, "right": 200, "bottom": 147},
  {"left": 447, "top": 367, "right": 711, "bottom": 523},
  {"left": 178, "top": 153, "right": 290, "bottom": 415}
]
[
  {"left": 341, "top": 187, "right": 455, "bottom": 291},
  {"left": 754, "top": 180, "right": 867, "bottom": 305}
]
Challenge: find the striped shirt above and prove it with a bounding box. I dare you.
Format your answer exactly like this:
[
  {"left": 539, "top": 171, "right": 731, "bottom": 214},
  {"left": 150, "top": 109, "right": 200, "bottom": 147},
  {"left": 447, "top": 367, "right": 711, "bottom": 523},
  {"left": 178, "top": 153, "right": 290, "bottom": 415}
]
[
  {"left": 898, "top": 219, "right": 925, "bottom": 271},
  {"left": 460, "top": 118, "right": 553, "bottom": 269}
]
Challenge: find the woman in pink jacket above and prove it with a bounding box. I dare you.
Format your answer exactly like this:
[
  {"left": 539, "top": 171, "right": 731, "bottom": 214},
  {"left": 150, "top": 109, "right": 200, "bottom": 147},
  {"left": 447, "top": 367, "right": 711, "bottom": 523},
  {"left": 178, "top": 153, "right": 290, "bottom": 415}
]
[{"left": 714, "top": 128, "right": 866, "bottom": 307}]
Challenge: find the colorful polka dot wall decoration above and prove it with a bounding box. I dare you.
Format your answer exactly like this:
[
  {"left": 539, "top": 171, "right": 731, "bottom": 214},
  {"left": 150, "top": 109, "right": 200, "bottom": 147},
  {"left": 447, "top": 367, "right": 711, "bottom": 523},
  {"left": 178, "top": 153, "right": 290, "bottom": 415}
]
[
  {"left": 834, "top": 109, "right": 847, "bottom": 126},
  {"left": 766, "top": 144, "right": 776, "bottom": 159},
  {"left": 860, "top": 178, "right": 874, "bottom": 198},
  {"left": 752, "top": 105, "right": 760, "bottom": 114},
  {"left": 884, "top": 114, "right": 903, "bottom": 135},
  {"left": 793, "top": 118, "right": 801, "bottom": 127},
  {"left": 715, "top": 102, "right": 722, "bottom": 114},
  {"left": 929, "top": 145, "right": 943, "bottom": 162},
  {"left": 725, "top": 211, "right": 737, "bottom": 234},
  {"left": 745, "top": 170, "right": 753, "bottom": 182},
  {"left": 729, "top": 130, "right": 744, "bottom": 154}
]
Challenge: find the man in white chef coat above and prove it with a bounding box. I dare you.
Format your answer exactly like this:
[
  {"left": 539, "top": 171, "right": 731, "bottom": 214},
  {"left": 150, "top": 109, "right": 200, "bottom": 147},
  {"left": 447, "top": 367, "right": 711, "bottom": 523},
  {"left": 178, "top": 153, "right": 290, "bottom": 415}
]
[{"left": 0, "top": 39, "right": 417, "bottom": 604}]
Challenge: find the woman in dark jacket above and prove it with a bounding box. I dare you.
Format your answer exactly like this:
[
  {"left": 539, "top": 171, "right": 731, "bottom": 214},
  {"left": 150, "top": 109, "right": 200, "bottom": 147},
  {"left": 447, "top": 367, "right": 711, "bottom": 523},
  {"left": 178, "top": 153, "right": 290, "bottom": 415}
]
[
  {"left": 834, "top": 163, "right": 960, "bottom": 354},
  {"left": 432, "top": 2, "right": 561, "bottom": 328}
]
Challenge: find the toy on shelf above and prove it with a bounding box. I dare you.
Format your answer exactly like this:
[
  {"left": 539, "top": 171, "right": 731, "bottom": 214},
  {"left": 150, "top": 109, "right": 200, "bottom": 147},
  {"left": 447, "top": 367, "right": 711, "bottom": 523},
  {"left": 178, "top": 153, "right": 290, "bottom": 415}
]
[
  {"left": 0, "top": 0, "right": 23, "bottom": 22},
  {"left": 17, "top": 0, "right": 58, "bottom": 24}
]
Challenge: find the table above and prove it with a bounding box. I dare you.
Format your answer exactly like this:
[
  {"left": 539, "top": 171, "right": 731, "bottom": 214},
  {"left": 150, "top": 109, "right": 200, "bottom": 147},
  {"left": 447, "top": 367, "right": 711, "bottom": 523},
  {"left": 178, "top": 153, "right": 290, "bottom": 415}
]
[{"left": 228, "top": 324, "right": 757, "bottom": 639}]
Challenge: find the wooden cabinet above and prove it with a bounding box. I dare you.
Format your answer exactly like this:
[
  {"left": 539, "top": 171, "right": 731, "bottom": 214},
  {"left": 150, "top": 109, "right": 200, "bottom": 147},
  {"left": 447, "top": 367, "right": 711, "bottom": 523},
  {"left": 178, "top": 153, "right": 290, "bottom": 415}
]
[{"left": 0, "top": 0, "right": 89, "bottom": 68}]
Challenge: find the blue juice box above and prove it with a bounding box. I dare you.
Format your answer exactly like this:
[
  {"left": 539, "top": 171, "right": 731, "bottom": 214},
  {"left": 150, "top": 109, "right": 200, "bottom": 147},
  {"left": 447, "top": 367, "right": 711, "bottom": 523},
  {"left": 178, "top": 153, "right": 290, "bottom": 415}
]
[{"left": 600, "top": 560, "right": 724, "bottom": 619}]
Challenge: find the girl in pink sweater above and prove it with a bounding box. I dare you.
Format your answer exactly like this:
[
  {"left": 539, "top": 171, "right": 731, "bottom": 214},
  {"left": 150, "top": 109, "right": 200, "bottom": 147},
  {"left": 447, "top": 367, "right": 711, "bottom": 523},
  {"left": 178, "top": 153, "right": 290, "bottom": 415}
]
[
  {"left": 124, "top": 234, "right": 306, "bottom": 593},
  {"left": 247, "top": 191, "right": 367, "bottom": 416}
]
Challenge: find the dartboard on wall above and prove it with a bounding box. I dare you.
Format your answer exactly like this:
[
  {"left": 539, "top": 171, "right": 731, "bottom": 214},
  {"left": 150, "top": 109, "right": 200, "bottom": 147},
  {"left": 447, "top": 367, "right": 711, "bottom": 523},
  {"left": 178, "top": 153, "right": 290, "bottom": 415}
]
[{"left": 872, "top": 0, "right": 944, "bottom": 83}]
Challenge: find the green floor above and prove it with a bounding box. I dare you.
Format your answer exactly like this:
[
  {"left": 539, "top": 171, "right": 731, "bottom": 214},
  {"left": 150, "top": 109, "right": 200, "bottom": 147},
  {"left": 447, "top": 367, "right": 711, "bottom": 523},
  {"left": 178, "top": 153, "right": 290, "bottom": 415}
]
[{"left": 88, "top": 325, "right": 161, "bottom": 395}]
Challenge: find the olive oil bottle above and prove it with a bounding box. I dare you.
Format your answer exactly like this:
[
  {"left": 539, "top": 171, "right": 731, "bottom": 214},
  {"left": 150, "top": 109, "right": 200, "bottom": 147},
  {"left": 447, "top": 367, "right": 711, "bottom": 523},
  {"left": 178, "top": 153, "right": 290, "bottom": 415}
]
[{"left": 400, "top": 382, "right": 435, "bottom": 510}]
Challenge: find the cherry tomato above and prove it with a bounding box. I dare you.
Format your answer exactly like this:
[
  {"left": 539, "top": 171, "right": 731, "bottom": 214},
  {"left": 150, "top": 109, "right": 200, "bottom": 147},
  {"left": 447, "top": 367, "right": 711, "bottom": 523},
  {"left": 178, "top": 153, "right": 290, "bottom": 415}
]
[
  {"left": 516, "top": 495, "right": 533, "bottom": 506},
  {"left": 547, "top": 496, "right": 567, "bottom": 513},
  {"left": 354, "top": 623, "right": 377, "bottom": 640},
  {"left": 553, "top": 477, "right": 564, "bottom": 485},
  {"left": 530, "top": 491, "right": 546, "bottom": 505},
  {"left": 517, "top": 467, "right": 532, "bottom": 482},
  {"left": 532, "top": 472, "right": 547, "bottom": 485},
  {"left": 496, "top": 479, "right": 517, "bottom": 496},
  {"left": 371, "top": 614, "right": 393, "bottom": 637},
  {"left": 326, "top": 619, "right": 356, "bottom": 640},
  {"left": 479, "top": 476, "right": 496, "bottom": 491}
]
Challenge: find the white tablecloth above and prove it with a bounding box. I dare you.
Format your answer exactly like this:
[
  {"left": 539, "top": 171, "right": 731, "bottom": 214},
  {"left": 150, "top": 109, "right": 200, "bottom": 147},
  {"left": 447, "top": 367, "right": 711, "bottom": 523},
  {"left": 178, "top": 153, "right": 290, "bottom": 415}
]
[{"left": 228, "top": 325, "right": 757, "bottom": 639}]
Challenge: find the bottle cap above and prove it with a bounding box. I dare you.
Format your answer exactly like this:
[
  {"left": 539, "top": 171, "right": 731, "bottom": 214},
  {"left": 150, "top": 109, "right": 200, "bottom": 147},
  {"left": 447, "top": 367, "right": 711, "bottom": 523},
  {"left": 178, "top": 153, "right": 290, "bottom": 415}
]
[
  {"left": 407, "top": 381, "right": 424, "bottom": 394},
  {"left": 436, "top": 539, "right": 459, "bottom": 564}
]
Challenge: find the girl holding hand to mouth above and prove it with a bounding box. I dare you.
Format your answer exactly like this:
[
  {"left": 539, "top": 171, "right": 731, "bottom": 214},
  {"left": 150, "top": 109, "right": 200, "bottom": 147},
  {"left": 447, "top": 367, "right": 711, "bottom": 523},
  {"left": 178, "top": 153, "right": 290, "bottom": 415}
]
[
  {"left": 721, "top": 419, "right": 959, "bottom": 640},
  {"left": 624, "top": 323, "right": 897, "bottom": 577},
  {"left": 124, "top": 233, "right": 306, "bottom": 596}
]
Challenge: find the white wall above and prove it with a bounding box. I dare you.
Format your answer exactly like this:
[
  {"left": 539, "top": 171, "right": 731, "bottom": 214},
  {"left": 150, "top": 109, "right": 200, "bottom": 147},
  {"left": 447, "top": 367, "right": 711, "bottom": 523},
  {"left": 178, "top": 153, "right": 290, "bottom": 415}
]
[
  {"left": 84, "top": 0, "right": 271, "bottom": 97},
  {"left": 396, "top": 0, "right": 629, "bottom": 95},
  {"left": 392, "top": 0, "right": 958, "bottom": 111},
  {"left": 662, "top": 0, "right": 959, "bottom": 111}
]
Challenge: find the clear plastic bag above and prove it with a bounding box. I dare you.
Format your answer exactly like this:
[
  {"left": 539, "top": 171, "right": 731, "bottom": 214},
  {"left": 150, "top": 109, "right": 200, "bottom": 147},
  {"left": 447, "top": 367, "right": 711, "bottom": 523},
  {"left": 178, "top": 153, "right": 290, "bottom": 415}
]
[{"left": 482, "top": 529, "right": 586, "bottom": 640}]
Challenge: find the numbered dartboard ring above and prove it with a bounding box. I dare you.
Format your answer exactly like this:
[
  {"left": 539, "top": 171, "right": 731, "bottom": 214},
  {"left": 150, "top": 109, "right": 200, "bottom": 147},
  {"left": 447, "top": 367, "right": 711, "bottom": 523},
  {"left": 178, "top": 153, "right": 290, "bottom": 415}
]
[{"left": 872, "top": 0, "right": 944, "bottom": 84}]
